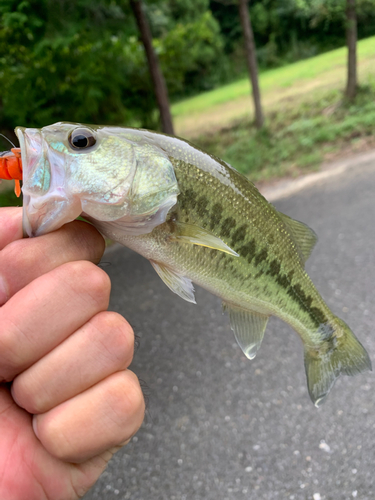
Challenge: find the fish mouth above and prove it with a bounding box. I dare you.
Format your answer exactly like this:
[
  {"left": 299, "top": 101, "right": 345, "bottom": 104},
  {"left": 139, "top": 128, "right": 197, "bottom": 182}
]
[
  {"left": 16, "top": 127, "right": 82, "bottom": 237},
  {"left": 16, "top": 127, "right": 43, "bottom": 179}
]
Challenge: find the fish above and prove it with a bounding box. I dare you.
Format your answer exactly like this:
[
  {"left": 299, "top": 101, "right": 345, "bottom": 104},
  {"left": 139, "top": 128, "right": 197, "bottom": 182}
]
[{"left": 13, "top": 121, "right": 371, "bottom": 407}]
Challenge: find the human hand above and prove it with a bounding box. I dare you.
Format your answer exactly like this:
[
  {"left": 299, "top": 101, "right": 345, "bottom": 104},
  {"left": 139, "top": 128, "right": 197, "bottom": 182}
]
[{"left": 0, "top": 207, "right": 145, "bottom": 500}]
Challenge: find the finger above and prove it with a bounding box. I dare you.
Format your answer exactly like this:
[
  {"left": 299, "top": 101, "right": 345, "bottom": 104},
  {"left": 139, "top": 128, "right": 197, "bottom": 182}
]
[
  {"left": 0, "top": 261, "right": 111, "bottom": 381},
  {"left": 0, "top": 207, "right": 23, "bottom": 250},
  {"left": 12, "top": 312, "right": 135, "bottom": 414},
  {"left": 33, "top": 370, "right": 145, "bottom": 463},
  {"left": 0, "top": 220, "right": 105, "bottom": 306}
]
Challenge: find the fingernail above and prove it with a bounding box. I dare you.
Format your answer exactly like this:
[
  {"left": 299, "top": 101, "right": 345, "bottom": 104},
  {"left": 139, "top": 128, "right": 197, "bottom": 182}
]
[
  {"left": 32, "top": 416, "right": 40, "bottom": 440},
  {"left": 0, "top": 275, "right": 8, "bottom": 306}
]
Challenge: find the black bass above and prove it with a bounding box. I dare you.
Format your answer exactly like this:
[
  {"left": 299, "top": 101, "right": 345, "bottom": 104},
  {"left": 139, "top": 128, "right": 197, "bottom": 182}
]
[{"left": 16, "top": 122, "right": 371, "bottom": 407}]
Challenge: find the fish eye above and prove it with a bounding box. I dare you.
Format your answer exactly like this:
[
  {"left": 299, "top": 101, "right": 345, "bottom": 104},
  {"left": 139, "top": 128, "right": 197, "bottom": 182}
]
[{"left": 68, "top": 128, "right": 96, "bottom": 150}]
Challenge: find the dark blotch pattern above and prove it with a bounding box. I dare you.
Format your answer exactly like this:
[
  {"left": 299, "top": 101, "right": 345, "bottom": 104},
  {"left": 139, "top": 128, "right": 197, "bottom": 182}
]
[
  {"left": 220, "top": 217, "right": 236, "bottom": 238},
  {"left": 178, "top": 185, "right": 325, "bottom": 330},
  {"left": 287, "top": 283, "right": 327, "bottom": 327},
  {"left": 254, "top": 248, "right": 268, "bottom": 267},
  {"left": 180, "top": 188, "right": 197, "bottom": 211},
  {"left": 240, "top": 242, "right": 327, "bottom": 328},
  {"left": 197, "top": 196, "right": 209, "bottom": 218},
  {"left": 231, "top": 224, "right": 247, "bottom": 247},
  {"left": 276, "top": 274, "right": 289, "bottom": 289},
  {"left": 267, "top": 259, "right": 281, "bottom": 277},
  {"left": 209, "top": 203, "right": 223, "bottom": 230},
  {"left": 239, "top": 239, "right": 257, "bottom": 264}
]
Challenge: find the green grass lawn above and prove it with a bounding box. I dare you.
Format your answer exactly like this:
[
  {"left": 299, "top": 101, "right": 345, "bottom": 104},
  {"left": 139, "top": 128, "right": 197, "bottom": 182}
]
[
  {"left": 172, "top": 36, "right": 375, "bottom": 121},
  {"left": 194, "top": 81, "right": 375, "bottom": 181},
  {"left": 172, "top": 35, "right": 375, "bottom": 182}
]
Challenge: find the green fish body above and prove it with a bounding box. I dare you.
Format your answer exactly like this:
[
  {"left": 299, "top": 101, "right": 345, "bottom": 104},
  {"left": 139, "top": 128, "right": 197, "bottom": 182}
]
[{"left": 16, "top": 123, "right": 371, "bottom": 406}]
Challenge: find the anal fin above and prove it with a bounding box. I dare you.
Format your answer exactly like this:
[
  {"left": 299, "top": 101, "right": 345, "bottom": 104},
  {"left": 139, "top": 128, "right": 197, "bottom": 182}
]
[
  {"left": 150, "top": 260, "right": 196, "bottom": 304},
  {"left": 223, "top": 302, "right": 269, "bottom": 360}
]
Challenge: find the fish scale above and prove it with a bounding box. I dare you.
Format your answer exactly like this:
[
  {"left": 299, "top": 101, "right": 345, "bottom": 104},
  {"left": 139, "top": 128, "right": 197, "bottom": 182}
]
[{"left": 14, "top": 122, "right": 371, "bottom": 406}]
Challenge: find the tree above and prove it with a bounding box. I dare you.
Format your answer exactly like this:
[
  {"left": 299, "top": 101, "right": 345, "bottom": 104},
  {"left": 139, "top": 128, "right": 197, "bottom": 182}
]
[
  {"left": 238, "top": 0, "right": 264, "bottom": 128},
  {"left": 130, "top": 0, "right": 174, "bottom": 134},
  {"left": 301, "top": 0, "right": 360, "bottom": 101},
  {"left": 345, "top": 0, "right": 357, "bottom": 100}
]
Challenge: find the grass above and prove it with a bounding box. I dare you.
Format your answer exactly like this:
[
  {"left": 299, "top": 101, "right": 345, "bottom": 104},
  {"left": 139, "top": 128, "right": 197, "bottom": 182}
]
[
  {"left": 194, "top": 81, "right": 375, "bottom": 182},
  {"left": 173, "top": 36, "right": 375, "bottom": 138}
]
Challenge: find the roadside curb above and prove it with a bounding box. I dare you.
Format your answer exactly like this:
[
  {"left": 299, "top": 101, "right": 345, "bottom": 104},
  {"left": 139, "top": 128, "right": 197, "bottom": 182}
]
[{"left": 258, "top": 149, "right": 375, "bottom": 202}]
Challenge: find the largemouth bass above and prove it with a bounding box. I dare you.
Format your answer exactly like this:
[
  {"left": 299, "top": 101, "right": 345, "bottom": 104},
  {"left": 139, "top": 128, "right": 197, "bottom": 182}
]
[{"left": 16, "top": 122, "right": 371, "bottom": 407}]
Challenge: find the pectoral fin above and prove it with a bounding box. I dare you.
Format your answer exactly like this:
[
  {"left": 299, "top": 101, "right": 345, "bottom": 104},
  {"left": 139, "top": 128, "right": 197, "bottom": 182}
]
[
  {"left": 279, "top": 212, "right": 317, "bottom": 264},
  {"left": 223, "top": 303, "right": 269, "bottom": 360},
  {"left": 171, "top": 222, "right": 239, "bottom": 257},
  {"left": 150, "top": 260, "right": 196, "bottom": 304}
]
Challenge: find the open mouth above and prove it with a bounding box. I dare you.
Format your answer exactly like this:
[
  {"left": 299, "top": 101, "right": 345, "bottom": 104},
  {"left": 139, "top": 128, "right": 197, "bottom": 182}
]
[{"left": 16, "top": 127, "right": 44, "bottom": 189}]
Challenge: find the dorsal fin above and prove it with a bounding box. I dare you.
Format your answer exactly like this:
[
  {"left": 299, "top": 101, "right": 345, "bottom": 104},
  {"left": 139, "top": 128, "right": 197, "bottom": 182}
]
[{"left": 279, "top": 212, "right": 318, "bottom": 264}]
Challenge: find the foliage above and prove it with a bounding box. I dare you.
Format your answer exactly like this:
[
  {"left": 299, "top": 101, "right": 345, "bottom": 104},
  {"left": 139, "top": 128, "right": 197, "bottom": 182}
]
[
  {"left": 1, "top": 0, "right": 375, "bottom": 136},
  {"left": 0, "top": 0, "right": 138, "bottom": 130},
  {"left": 1, "top": 35, "right": 375, "bottom": 206},
  {"left": 2, "top": 76, "right": 375, "bottom": 206},
  {"left": 0, "top": 0, "right": 224, "bottom": 132},
  {"left": 158, "top": 11, "right": 225, "bottom": 96},
  {"left": 0, "top": 182, "right": 22, "bottom": 207},
  {"left": 210, "top": 0, "right": 375, "bottom": 69}
]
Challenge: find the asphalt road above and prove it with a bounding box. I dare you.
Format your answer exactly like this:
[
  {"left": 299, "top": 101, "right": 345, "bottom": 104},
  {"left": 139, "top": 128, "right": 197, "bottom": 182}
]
[{"left": 84, "top": 156, "right": 375, "bottom": 500}]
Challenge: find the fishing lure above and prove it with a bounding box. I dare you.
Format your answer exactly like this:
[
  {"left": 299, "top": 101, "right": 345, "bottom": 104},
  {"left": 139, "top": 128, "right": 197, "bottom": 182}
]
[{"left": 0, "top": 148, "right": 23, "bottom": 197}]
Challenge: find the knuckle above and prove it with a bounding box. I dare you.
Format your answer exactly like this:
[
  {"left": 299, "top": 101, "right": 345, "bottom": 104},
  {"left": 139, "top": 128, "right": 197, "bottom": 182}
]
[
  {"left": 0, "top": 319, "right": 29, "bottom": 382},
  {"left": 35, "top": 415, "right": 72, "bottom": 461},
  {"left": 68, "top": 220, "right": 106, "bottom": 263},
  {"left": 93, "top": 312, "right": 135, "bottom": 365},
  {"left": 62, "top": 261, "right": 111, "bottom": 305},
  {"left": 108, "top": 371, "right": 145, "bottom": 421},
  {"left": 1, "top": 238, "right": 42, "bottom": 274},
  {"left": 11, "top": 375, "right": 45, "bottom": 415}
]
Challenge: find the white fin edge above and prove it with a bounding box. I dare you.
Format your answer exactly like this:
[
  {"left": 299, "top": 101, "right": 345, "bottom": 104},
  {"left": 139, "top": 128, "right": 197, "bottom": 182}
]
[{"left": 223, "top": 302, "right": 269, "bottom": 360}]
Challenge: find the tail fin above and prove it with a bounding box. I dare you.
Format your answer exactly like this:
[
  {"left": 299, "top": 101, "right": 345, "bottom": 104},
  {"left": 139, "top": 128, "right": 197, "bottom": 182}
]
[{"left": 304, "top": 318, "right": 372, "bottom": 407}]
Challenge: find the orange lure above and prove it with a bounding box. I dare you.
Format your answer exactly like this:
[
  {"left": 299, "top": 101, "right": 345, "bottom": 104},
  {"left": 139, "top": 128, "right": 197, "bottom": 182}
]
[{"left": 0, "top": 148, "right": 23, "bottom": 197}]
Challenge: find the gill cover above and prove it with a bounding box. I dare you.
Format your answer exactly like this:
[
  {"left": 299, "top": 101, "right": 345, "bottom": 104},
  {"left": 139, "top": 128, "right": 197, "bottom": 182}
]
[{"left": 16, "top": 122, "right": 179, "bottom": 237}]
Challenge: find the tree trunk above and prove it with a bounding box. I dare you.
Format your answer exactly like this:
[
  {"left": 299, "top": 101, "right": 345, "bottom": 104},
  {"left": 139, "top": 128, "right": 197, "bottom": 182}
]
[
  {"left": 345, "top": 0, "right": 357, "bottom": 101},
  {"left": 238, "top": 0, "right": 264, "bottom": 129},
  {"left": 130, "top": 0, "right": 174, "bottom": 134}
]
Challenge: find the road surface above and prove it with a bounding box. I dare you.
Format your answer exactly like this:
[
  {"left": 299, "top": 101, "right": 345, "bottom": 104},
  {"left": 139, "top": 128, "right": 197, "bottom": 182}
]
[{"left": 84, "top": 153, "right": 375, "bottom": 500}]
